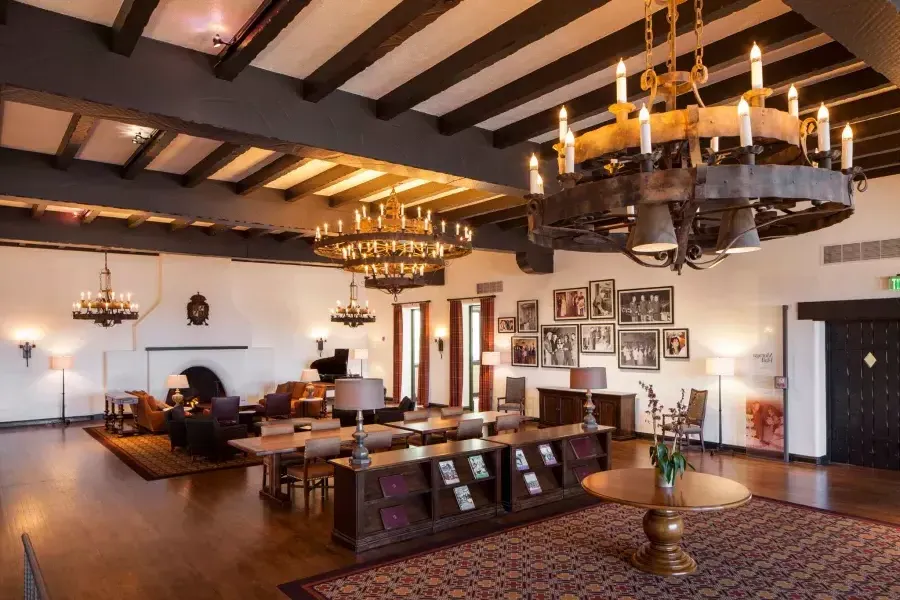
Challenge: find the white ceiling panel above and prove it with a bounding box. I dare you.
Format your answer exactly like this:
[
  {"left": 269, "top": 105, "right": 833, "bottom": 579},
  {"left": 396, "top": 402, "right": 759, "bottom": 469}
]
[
  {"left": 358, "top": 178, "right": 428, "bottom": 203},
  {"left": 208, "top": 147, "right": 277, "bottom": 182},
  {"left": 265, "top": 159, "right": 335, "bottom": 190},
  {"left": 317, "top": 170, "right": 385, "bottom": 196},
  {"left": 253, "top": 0, "right": 404, "bottom": 79},
  {"left": 143, "top": 0, "right": 263, "bottom": 55},
  {"left": 0, "top": 102, "right": 72, "bottom": 155},
  {"left": 16, "top": 0, "right": 122, "bottom": 26},
  {"left": 343, "top": 0, "right": 539, "bottom": 100},
  {"left": 77, "top": 120, "right": 154, "bottom": 165},
  {"left": 146, "top": 134, "right": 222, "bottom": 174}
]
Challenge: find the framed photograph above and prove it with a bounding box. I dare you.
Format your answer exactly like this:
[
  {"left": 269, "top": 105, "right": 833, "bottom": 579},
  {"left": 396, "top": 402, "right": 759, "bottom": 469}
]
[
  {"left": 662, "top": 328, "right": 690, "bottom": 359},
  {"left": 589, "top": 279, "right": 615, "bottom": 320},
  {"left": 580, "top": 323, "right": 615, "bottom": 354},
  {"left": 498, "top": 317, "right": 516, "bottom": 333},
  {"left": 617, "top": 329, "right": 660, "bottom": 371},
  {"left": 617, "top": 286, "right": 674, "bottom": 325},
  {"left": 553, "top": 287, "right": 588, "bottom": 321},
  {"left": 540, "top": 325, "right": 579, "bottom": 368},
  {"left": 511, "top": 336, "right": 539, "bottom": 368},
  {"left": 517, "top": 300, "right": 539, "bottom": 333}
]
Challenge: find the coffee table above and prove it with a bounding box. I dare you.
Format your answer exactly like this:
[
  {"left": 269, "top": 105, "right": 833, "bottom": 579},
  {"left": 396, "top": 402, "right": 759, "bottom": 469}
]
[{"left": 582, "top": 468, "right": 751, "bottom": 576}]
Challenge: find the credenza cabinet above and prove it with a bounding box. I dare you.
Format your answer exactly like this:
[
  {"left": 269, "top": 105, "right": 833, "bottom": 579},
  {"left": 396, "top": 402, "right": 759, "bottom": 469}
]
[{"left": 537, "top": 387, "right": 636, "bottom": 440}]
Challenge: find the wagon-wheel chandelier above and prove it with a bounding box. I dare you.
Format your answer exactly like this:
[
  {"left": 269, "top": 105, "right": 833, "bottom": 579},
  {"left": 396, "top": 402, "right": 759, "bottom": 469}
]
[
  {"left": 331, "top": 275, "right": 376, "bottom": 328},
  {"left": 313, "top": 187, "right": 473, "bottom": 299},
  {"left": 526, "top": 0, "right": 867, "bottom": 273},
  {"left": 72, "top": 252, "right": 139, "bottom": 327}
]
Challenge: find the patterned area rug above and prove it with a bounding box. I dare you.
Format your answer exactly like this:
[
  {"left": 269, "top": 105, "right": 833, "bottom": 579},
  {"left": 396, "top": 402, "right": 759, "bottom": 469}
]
[
  {"left": 279, "top": 498, "right": 900, "bottom": 599},
  {"left": 84, "top": 426, "right": 261, "bottom": 481}
]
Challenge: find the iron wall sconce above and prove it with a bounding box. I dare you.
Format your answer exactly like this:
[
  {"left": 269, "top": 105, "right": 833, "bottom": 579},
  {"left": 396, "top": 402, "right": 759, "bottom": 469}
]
[
  {"left": 19, "top": 341, "right": 36, "bottom": 367},
  {"left": 316, "top": 337, "right": 327, "bottom": 357},
  {"left": 435, "top": 337, "right": 445, "bottom": 358}
]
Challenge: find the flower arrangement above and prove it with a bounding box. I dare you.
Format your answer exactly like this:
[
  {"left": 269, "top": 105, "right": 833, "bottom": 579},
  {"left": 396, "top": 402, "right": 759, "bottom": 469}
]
[{"left": 641, "top": 381, "right": 695, "bottom": 487}]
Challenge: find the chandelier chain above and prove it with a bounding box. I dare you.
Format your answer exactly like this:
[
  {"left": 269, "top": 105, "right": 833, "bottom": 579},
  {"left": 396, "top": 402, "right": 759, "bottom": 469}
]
[
  {"left": 666, "top": 0, "right": 678, "bottom": 74},
  {"left": 694, "top": 0, "right": 704, "bottom": 71},
  {"left": 644, "top": 0, "right": 653, "bottom": 74}
]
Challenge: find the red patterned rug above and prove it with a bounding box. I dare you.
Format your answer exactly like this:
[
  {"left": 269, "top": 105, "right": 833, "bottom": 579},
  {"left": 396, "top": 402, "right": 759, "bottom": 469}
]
[{"left": 279, "top": 498, "right": 900, "bottom": 599}]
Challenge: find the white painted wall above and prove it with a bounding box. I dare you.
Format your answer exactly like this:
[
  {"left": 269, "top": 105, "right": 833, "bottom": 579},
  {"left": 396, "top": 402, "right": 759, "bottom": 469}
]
[
  {"left": 369, "top": 174, "right": 900, "bottom": 459},
  {"left": 0, "top": 251, "right": 372, "bottom": 423}
]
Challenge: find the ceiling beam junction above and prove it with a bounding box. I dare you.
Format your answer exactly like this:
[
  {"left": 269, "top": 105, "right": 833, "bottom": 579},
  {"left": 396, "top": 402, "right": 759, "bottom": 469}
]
[
  {"left": 55, "top": 113, "right": 97, "bottom": 170},
  {"left": 110, "top": 0, "right": 161, "bottom": 57},
  {"left": 182, "top": 143, "right": 249, "bottom": 188},
  {"left": 122, "top": 129, "right": 177, "bottom": 179}
]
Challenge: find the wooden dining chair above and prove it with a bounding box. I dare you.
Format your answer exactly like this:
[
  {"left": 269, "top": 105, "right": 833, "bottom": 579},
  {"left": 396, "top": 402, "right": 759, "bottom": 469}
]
[
  {"left": 404, "top": 410, "right": 429, "bottom": 421},
  {"left": 286, "top": 436, "right": 342, "bottom": 506},
  {"left": 260, "top": 422, "right": 295, "bottom": 493},
  {"left": 441, "top": 407, "right": 464, "bottom": 418},
  {"left": 310, "top": 418, "right": 341, "bottom": 431},
  {"left": 446, "top": 418, "right": 484, "bottom": 441},
  {"left": 495, "top": 413, "right": 522, "bottom": 434},
  {"left": 364, "top": 430, "right": 394, "bottom": 453},
  {"left": 662, "top": 389, "right": 708, "bottom": 451}
]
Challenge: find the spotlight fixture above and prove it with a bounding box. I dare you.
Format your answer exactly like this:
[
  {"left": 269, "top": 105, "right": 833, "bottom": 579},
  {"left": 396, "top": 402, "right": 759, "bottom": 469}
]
[
  {"left": 19, "top": 341, "right": 36, "bottom": 367},
  {"left": 212, "top": 33, "right": 233, "bottom": 49}
]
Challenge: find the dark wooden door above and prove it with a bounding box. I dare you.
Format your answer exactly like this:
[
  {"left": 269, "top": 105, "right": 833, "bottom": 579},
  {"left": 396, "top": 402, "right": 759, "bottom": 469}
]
[
  {"left": 826, "top": 321, "right": 900, "bottom": 470},
  {"left": 597, "top": 398, "right": 618, "bottom": 431},
  {"left": 540, "top": 394, "right": 561, "bottom": 426},
  {"left": 559, "top": 394, "right": 582, "bottom": 425}
]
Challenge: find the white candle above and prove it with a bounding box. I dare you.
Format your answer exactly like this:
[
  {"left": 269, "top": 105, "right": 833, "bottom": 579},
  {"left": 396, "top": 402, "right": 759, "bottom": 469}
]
[
  {"left": 787, "top": 84, "right": 799, "bottom": 118},
  {"left": 616, "top": 59, "right": 627, "bottom": 103},
  {"left": 564, "top": 129, "right": 575, "bottom": 174},
  {"left": 380, "top": 203, "right": 385, "bottom": 216},
  {"left": 401, "top": 213, "right": 406, "bottom": 229},
  {"left": 417, "top": 206, "right": 421, "bottom": 219},
  {"left": 842, "top": 124, "right": 853, "bottom": 169},
  {"left": 441, "top": 220, "right": 446, "bottom": 234},
  {"left": 529, "top": 153, "right": 540, "bottom": 194},
  {"left": 817, "top": 103, "right": 830, "bottom": 152},
  {"left": 323, "top": 222, "right": 328, "bottom": 235},
  {"left": 738, "top": 98, "right": 752, "bottom": 147},
  {"left": 558, "top": 107, "right": 568, "bottom": 145},
  {"left": 338, "top": 219, "right": 342, "bottom": 233},
  {"left": 536, "top": 174, "right": 544, "bottom": 195},
  {"left": 638, "top": 104, "right": 651, "bottom": 154},
  {"left": 377, "top": 216, "right": 382, "bottom": 229},
  {"left": 315, "top": 226, "right": 321, "bottom": 240},
  {"left": 710, "top": 136, "right": 719, "bottom": 153},
  {"left": 750, "top": 42, "right": 763, "bottom": 90}
]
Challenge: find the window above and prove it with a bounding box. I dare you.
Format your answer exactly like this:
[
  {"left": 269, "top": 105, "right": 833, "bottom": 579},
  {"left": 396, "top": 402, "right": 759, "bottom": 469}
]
[
  {"left": 403, "top": 307, "right": 421, "bottom": 402},
  {"left": 468, "top": 304, "right": 480, "bottom": 410}
]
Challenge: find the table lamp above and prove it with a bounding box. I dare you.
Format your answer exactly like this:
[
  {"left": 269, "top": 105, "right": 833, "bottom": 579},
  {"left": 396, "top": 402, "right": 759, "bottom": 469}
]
[
  {"left": 334, "top": 378, "right": 385, "bottom": 466},
  {"left": 349, "top": 348, "right": 369, "bottom": 377},
  {"left": 50, "top": 355, "right": 73, "bottom": 427},
  {"left": 300, "top": 368, "right": 319, "bottom": 398},
  {"left": 570, "top": 367, "right": 607, "bottom": 430},
  {"left": 706, "top": 357, "right": 735, "bottom": 456},
  {"left": 166, "top": 374, "right": 189, "bottom": 405}
]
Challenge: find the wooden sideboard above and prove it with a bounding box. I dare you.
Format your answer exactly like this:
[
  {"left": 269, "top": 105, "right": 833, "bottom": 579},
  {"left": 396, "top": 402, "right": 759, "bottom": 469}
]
[{"left": 537, "top": 387, "right": 636, "bottom": 440}]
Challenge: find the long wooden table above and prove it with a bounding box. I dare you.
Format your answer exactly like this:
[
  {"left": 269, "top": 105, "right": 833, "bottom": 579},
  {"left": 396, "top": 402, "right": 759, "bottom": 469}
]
[
  {"left": 385, "top": 411, "right": 534, "bottom": 444},
  {"left": 229, "top": 424, "right": 414, "bottom": 505}
]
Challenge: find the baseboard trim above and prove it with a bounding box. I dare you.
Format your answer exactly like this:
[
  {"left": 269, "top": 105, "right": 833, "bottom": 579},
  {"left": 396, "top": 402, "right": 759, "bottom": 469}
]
[
  {"left": 0, "top": 414, "right": 105, "bottom": 429},
  {"left": 631, "top": 432, "right": 827, "bottom": 464},
  {"left": 788, "top": 453, "right": 829, "bottom": 465}
]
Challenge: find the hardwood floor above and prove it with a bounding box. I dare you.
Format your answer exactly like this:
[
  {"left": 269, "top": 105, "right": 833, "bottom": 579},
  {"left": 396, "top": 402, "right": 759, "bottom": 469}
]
[{"left": 1, "top": 421, "right": 898, "bottom": 599}]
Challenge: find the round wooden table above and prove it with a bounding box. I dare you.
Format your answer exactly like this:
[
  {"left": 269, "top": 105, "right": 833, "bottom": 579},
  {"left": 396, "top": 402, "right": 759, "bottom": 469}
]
[{"left": 582, "top": 468, "right": 751, "bottom": 577}]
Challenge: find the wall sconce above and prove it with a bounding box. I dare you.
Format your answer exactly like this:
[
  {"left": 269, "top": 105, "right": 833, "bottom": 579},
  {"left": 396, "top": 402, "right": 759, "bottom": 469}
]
[
  {"left": 19, "top": 341, "right": 36, "bottom": 367},
  {"left": 316, "top": 337, "right": 327, "bottom": 357},
  {"left": 212, "top": 33, "right": 234, "bottom": 49},
  {"left": 434, "top": 327, "right": 447, "bottom": 358}
]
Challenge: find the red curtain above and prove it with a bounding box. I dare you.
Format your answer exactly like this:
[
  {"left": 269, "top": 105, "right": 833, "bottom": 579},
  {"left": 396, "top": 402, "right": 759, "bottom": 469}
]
[
  {"left": 417, "top": 302, "right": 430, "bottom": 406},
  {"left": 478, "top": 296, "right": 495, "bottom": 411},
  {"left": 392, "top": 304, "right": 403, "bottom": 401},
  {"left": 449, "top": 300, "right": 463, "bottom": 407}
]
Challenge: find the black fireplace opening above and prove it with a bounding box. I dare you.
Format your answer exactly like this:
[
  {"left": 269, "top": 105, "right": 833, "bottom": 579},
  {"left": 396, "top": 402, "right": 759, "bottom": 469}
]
[{"left": 166, "top": 366, "right": 226, "bottom": 405}]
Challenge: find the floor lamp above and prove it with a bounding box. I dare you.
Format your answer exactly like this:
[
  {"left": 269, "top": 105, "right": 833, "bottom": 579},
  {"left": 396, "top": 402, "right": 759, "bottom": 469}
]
[
  {"left": 706, "top": 357, "right": 735, "bottom": 456},
  {"left": 350, "top": 349, "right": 369, "bottom": 377},
  {"left": 50, "top": 356, "right": 73, "bottom": 427}
]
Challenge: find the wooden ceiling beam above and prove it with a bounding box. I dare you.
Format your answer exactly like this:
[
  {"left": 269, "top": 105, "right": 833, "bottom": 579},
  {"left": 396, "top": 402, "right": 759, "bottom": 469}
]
[
  {"left": 375, "top": 0, "right": 612, "bottom": 121},
  {"left": 329, "top": 174, "right": 408, "bottom": 206},
  {"left": 285, "top": 164, "right": 360, "bottom": 201},
  {"left": 122, "top": 129, "right": 177, "bottom": 179},
  {"left": 182, "top": 143, "right": 249, "bottom": 187},
  {"left": 498, "top": 217, "right": 528, "bottom": 231},
  {"left": 110, "top": 0, "right": 161, "bottom": 57},
  {"left": 466, "top": 205, "right": 527, "bottom": 227},
  {"left": 214, "top": 0, "right": 314, "bottom": 82},
  {"left": 31, "top": 204, "right": 46, "bottom": 219},
  {"left": 127, "top": 214, "right": 150, "bottom": 228},
  {"left": 235, "top": 155, "right": 310, "bottom": 195},
  {"left": 414, "top": 189, "right": 497, "bottom": 214},
  {"left": 169, "top": 219, "right": 192, "bottom": 231},
  {"left": 55, "top": 113, "right": 97, "bottom": 170},
  {"left": 820, "top": 89, "right": 900, "bottom": 132},
  {"left": 443, "top": 0, "right": 764, "bottom": 137},
  {"left": 866, "top": 163, "right": 900, "bottom": 179},
  {"left": 394, "top": 182, "right": 457, "bottom": 206},
  {"left": 0, "top": 1, "right": 7, "bottom": 25},
  {"left": 439, "top": 196, "right": 524, "bottom": 221},
  {"left": 205, "top": 224, "right": 229, "bottom": 236},
  {"left": 857, "top": 152, "right": 900, "bottom": 171},
  {"left": 303, "top": 0, "right": 460, "bottom": 102},
  {"left": 839, "top": 109, "right": 900, "bottom": 141},
  {"left": 243, "top": 228, "right": 270, "bottom": 238},
  {"left": 854, "top": 131, "right": 900, "bottom": 159},
  {"left": 81, "top": 209, "right": 101, "bottom": 224}
]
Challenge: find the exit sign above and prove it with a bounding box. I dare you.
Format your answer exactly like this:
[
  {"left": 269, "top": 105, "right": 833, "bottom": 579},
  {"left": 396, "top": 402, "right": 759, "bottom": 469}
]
[{"left": 890, "top": 275, "right": 900, "bottom": 291}]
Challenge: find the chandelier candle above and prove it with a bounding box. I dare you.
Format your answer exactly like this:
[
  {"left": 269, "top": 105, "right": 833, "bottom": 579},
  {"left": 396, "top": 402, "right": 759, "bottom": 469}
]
[
  {"left": 738, "top": 98, "right": 752, "bottom": 147},
  {"left": 788, "top": 85, "right": 799, "bottom": 118},
  {"left": 558, "top": 107, "right": 567, "bottom": 144},
  {"left": 616, "top": 59, "right": 627, "bottom": 103},
  {"left": 842, "top": 125, "right": 853, "bottom": 170},
  {"left": 817, "top": 104, "right": 831, "bottom": 152},
  {"left": 564, "top": 130, "right": 575, "bottom": 174},
  {"left": 639, "top": 105, "right": 651, "bottom": 154},
  {"left": 529, "top": 154, "right": 540, "bottom": 194},
  {"left": 750, "top": 43, "right": 763, "bottom": 89},
  {"left": 710, "top": 136, "right": 719, "bottom": 153}
]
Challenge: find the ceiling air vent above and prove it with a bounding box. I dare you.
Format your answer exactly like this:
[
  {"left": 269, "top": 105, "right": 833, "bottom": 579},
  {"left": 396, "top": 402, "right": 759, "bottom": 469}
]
[
  {"left": 476, "top": 281, "right": 503, "bottom": 294},
  {"left": 823, "top": 238, "right": 900, "bottom": 264}
]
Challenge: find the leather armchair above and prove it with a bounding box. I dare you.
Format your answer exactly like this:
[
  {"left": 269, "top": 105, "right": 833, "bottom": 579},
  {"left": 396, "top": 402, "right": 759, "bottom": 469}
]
[
  {"left": 210, "top": 396, "right": 240, "bottom": 425},
  {"left": 134, "top": 393, "right": 167, "bottom": 433},
  {"left": 184, "top": 417, "right": 248, "bottom": 462},
  {"left": 259, "top": 392, "right": 292, "bottom": 420},
  {"left": 165, "top": 406, "right": 188, "bottom": 452}
]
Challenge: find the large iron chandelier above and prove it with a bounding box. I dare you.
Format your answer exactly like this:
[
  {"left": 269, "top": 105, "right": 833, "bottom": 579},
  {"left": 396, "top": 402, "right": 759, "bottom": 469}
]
[
  {"left": 527, "top": 0, "right": 866, "bottom": 273},
  {"left": 331, "top": 275, "right": 376, "bottom": 328},
  {"left": 72, "top": 252, "right": 139, "bottom": 327},
  {"left": 314, "top": 187, "right": 473, "bottom": 298}
]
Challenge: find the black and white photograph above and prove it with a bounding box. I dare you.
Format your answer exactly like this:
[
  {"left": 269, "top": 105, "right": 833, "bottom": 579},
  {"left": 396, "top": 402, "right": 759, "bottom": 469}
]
[
  {"left": 453, "top": 485, "right": 476, "bottom": 511},
  {"left": 617, "top": 286, "right": 674, "bottom": 325},
  {"left": 553, "top": 287, "right": 588, "bottom": 320},
  {"left": 514, "top": 448, "right": 530, "bottom": 471},
  {"left": 589, "top": 279, "right": 615, "bottom": 319},
  {"left": 540, "top": 325, "right": 580, "bottom": 368},
  {"left": 663, "top": 328, "right": 690, "bottom": 359},
  {"left": 617, "top": 329, "right": 660, "bottom": 371},
  {"left": 538, "top": 443, "right": 558, "bottom": 466},
  {"left": 511, "top": 336, "right": 539, "bottom": 367},
  {"left": 438, "top": 459, "right": 460, "bottom": 485},
  {"left": 468, "top": 454, "right": 490, "bottom": 479},
  {"left": 517, "top": 300, "right": 539, "bottom": 333},
  {"left": 498, "top": 317, "right": 516, "bottom": 333},
  {"left": 580, "top": 323, "right": 615, "bottom": 354}
]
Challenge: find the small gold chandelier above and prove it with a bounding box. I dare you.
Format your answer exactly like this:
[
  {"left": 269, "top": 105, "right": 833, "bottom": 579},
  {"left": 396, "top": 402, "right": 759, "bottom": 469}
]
[
  {"left": 313, "top": 187, "right": 473, "bottom": 298},
  {"left": 72, "top": 252, "right": 139, "bottom": 327},
  {"left": 331, "top": 275, "right": 376, "bottom": 328}
]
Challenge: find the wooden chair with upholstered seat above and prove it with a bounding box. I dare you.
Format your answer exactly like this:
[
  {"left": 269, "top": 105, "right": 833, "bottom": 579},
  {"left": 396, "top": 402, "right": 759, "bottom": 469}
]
[
  {"left": 495, "top": 413, "right": 522, "bottom": 434},
  {"left": 440, "top": 407, "right": 464, "bottom": 418},
  {"left": 662, "top": 389, "right": 708, "bottom": 451},
  {"left": 497, "top": 377, "right": 526, "bottom": 414},
  {"left": 363, "top": 430, "right": 394, "bottom": 453},
  {"left": 286, "top": 436, "right": 342, "bottom": 506},
  {"left": 260, "top": 422, "right": 295, "bottom": 493},
  {"left": 309, "top": 418, "right": 341, "bottom": 431},
  {"left": 402, "top": 410, "right": 429, "bottom": 445},
  {"left": 446, "top": 417, "right": 484, "bottom": 442}
]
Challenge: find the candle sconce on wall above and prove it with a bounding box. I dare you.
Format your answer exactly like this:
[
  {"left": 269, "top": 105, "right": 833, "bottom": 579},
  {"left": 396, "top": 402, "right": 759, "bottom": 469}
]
[
  {"left": 19, "top": 341, "right": 36, "bottom": 366},
  {"left": 316, "top": 337, "right": 327, "bottom": 357},
  {"left": 434, "top": 327, "right": 447, "bottom": 358}
]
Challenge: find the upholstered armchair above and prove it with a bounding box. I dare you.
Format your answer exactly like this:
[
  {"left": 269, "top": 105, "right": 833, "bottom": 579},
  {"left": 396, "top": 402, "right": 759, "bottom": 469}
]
[
  {"left": 133, "top": 393, "right": 167, "bottom": 433},
  {"left": 258, "top": 392, "right": 292, "bottom": 420},
  {"left": 209, "top": 396, "right": 240, "bottom": 425},
  {"left": 662, "top": 389, "right": 709, "bottom": 451},
  {"left": 165, "top": 406, "right": 188, "bottom": 452},
  {"left": 498, "top": 377, "right": 526, "bottom": 414},
  {"left": 184, "top": 417, "right": 248, "bottom": 462},
  {"left": 290, "top": 384, "right": 325, "bottom": 418}
]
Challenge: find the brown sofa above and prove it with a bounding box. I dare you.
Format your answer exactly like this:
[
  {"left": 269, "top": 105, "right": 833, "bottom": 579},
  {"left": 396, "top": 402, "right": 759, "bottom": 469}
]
[{"left": 129, "top": 391, "right": 167, "bottom": 433}]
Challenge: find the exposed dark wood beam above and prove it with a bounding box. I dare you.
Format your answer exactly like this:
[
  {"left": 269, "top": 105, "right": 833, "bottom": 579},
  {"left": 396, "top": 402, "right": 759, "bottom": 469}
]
[
  {"left": 842, "top": 109, "right": 900, "bottom": 142},
  {"left": 395, "top": 182, "right": 457, "bottom": 207},
  {"left": 303, "top": 0, "right": 460, "bottom": 102},
  {"left": 467, "top": 205, "right": 527, "bottom": 227},
  {"left": 31, "top": 204, "right": 45, "bottom": 219},
  {"left": 214, "top": 0, "right": 314, "bottom": 82},
  {"left": 498, "top": 217, "right": 527, "bottom": 231},
  {"left": 235, "top": 155, "right": 310, "bottom": 196},
  {"left": 866, "top": 163, "right": 900, "bottom": 179},
  {"left": 169, "top": 219, "right": 192, "bottom": 231},
  {"left": 821, "top": 89, "right": 900, "bottom": 132},
  {"left": 442, "top": 0, "right": 765, "bottom": 136},
  {"left": 0, "top": 0, "right": 6, "bottom": 25},
  {"left": 81, "top": 209, "right": 100, "bottom": 224},
  {"left": 182, "top": 143, "right": 249, "bottom": 187},
  {"left": 795, "top": 70, "right": 892, "bottom": 115},
  {"left": 375, "top": 0, "right": 612, "bottom": 121},
  {"left": 55, "top": 113, "right": 97, "bottom": 170},
  {"left": 855, "top": 132, "right": 900, "bottom": 159},
  {"left": 285, "top": 164, "right": 360, "bottom": 201},
  {"left": 127, "top": 214, "right": 150, "bottom": 228},
  {"left": 415, "top": 189, "right": 497, "bottom": 213},
  {"left": 279, "top": 231, "right": 306, "bottom": 242},
  {"left": 329, "top": 174, "right": 408, "bottom": 206},
  {"left": 439, "top": 196, "right": 524, "bottom": 221},
  {"left": 858, "top": 151, "right": 900, "bottom": 171},
  {"left": 110, "top": 0, "right": 161, "bottom": 57},
  {"left": 205, "top": 224, "right": 229, "bottom": 236},
  {"left": 122, "top": 129, "right": 177, "bottom": 179},
  {"left": 243, "top": 227, "right": 270, "bottom": 238}
]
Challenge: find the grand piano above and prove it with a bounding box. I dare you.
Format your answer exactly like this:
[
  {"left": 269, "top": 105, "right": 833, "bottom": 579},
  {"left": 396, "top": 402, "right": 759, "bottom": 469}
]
[{"left": 310, "top": 349, "right": 349, "bottom": 383}]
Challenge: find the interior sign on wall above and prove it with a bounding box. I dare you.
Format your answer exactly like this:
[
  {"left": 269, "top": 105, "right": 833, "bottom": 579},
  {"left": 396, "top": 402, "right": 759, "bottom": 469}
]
[{"left": 889, "top": 275, "right": 900, "bottom": 291}]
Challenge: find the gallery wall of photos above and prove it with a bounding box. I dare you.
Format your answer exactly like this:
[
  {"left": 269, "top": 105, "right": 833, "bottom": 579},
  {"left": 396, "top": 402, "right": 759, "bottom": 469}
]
[{"left": 500, "top": 280, "right": 690, "bottom": 372}]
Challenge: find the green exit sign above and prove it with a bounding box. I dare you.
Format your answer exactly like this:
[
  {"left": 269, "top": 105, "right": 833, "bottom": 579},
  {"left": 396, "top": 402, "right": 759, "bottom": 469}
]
[{"left": 890, "top": 275, "right": 900, "bottom": 291}]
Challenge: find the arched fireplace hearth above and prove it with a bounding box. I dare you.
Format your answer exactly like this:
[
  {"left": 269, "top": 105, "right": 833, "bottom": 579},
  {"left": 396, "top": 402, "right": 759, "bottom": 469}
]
[{"left": 166, "top": 366, "right": 226, "bottom": 405}]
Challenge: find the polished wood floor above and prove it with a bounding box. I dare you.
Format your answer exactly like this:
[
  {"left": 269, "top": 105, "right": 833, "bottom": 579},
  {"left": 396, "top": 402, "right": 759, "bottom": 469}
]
[{"left": 1, "top": 421, "right": 899, "bottom": 599}]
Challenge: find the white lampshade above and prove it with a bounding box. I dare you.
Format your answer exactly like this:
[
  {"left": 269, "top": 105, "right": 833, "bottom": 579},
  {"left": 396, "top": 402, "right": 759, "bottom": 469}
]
[
  {"left": 300, "top": 369, "right": 319, "bottom": 382},
  {"left": 350, "top": 348, "right": 369, "bottom": 361},
  {"left": 334, "top": 377, "right": 385, "bottom": 411},
  {"left": 706, "top": 357, "right": 735, "bottom": 377},
  {"left": 166, "top": 374, "right": 189, "bottom": 389},
  {"left": 481, "top": 351, "right": 501, "bottom": 366},
  {"left": 49, "top": 355, "right": 73, "bottom": 371},
  {"left": 570, "top": 367, "right": 607, "bottom": 390}
]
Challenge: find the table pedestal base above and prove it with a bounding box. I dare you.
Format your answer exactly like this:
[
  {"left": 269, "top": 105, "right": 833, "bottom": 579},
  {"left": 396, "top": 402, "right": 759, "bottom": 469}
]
[{"left": 631, "top": 509, "right": 696, "bottom": 576}]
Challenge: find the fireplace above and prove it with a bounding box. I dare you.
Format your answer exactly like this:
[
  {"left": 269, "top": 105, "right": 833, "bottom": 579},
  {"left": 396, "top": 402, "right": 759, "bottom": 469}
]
[{"left": 166, "top": 366, "right": 226, "bottom": 405}]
